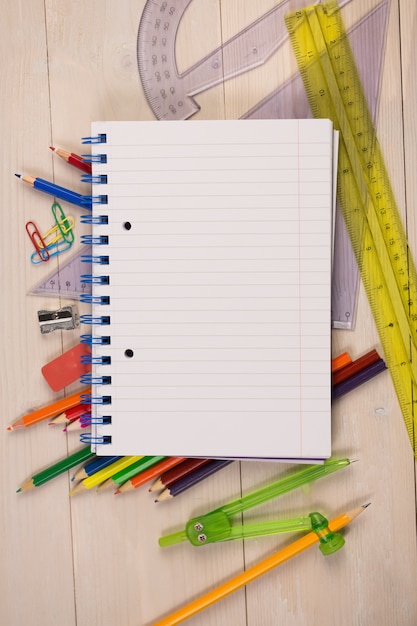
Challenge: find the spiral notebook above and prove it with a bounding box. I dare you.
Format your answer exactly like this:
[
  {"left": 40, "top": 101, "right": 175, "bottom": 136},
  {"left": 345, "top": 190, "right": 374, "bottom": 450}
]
[{"left": 81, "top": 119, "right": 334, "bottom": 460}]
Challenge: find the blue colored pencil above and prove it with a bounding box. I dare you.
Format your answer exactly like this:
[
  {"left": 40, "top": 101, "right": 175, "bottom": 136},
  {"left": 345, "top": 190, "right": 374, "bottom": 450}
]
[
  {"left": 71, "top": 456, "right": 122, "bottom": 481},
  {"left": 15, "top": 173, "right": 89, "bottom": 207}
]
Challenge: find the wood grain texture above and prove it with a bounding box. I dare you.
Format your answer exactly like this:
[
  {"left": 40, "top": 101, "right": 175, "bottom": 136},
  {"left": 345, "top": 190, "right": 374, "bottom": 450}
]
[{"left": 0, "top": 1, "right": 416, "bottom": 625}]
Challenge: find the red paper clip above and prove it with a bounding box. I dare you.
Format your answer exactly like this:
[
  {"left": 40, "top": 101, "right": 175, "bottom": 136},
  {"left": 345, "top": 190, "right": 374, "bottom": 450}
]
[{"left": 25, "top": 221, "right": 50, "bottom": 262}]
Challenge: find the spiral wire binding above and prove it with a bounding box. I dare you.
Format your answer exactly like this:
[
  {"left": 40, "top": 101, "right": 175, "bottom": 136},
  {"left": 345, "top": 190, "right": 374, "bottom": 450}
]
[
  {"left": 80, "top": 433, "right": 112, "bottom": 445},
  {"left": 81, "top": 234, "right": 109, "bottom": 246},
  {"left": 80, "top": 354, "right": 111, "bottom": 365},
  {"left": 81, "top": 194, "right": 108, "bottom": 205},
  {"left": 81, "top": 253, "right": 109, "bottom": 265},
  {"left": 80, "top": 374, "right": 112, "bottom": 386},
  {"left": 80, "top": 314, "right": 110, "bottom": 325},
  {"left": 81, "top": 393, "right": 111, "bottom": 406},
  {"left": 81, "top": 334, "right": 110, "bottom": 345},
  {"left": 82, "top": 133, "right": 107, "bottom": 144},
  {"left": 80, "top": 414, "right": 112, "bottom": 427},
  {"left": 80, "top": 129, "right": 112, "bottom": 445},
  {"left": 81, "top": 274, "right": 110, "bottom": 285},
  {"left": 81, "top": 214, "right": 108, "bottom": 225},
  {"left": 80, "top": 294, "right": 110, "bottom": 305},
  {"left": 81, "top": 174, "right": 108, "bottom": 184},
  {"left": 81, "top": 153, "right": 107, "bottom": 163}
]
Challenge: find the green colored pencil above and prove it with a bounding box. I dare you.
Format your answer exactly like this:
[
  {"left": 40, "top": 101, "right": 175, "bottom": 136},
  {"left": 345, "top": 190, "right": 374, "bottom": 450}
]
[
  {"left": 97, "top": 455, "right": 166, "bottom": 491},
  {"left": 18, "top": 446, "right": 95, "bottom": 492}
]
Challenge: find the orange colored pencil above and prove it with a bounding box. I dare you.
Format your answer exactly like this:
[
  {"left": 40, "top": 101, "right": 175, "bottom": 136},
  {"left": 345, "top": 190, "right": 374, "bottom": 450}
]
[
  {"left": 115, "top": 457, "right": 187, "bottom": 494},
  {"left": 7, "top": 388, "right": 91, "bottom": 430},
  {"left": 152, "top": 504, "right": 369, "bottom": 626},
  {"left": 331, "top": 352, "right": 351, "bottom": 373}
]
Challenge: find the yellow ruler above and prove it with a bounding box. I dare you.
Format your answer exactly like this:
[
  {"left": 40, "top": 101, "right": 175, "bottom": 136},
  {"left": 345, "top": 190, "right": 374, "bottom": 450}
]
[{"left": 285, "top": 1, "right": 417, "bottom": 455}]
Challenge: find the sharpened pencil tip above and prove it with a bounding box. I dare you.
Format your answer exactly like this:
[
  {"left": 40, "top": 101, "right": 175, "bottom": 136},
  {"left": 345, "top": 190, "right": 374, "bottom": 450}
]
[
  {"left": 114, "top": 489, "right": 121, "bottom": 495},
  {"left": 14, "top": 173, "right": 21, "bottom": 178},
  {"left": 362, "top": 502, "right": 371, "bottom": 508},
  {"left": 50, "top": 146, "right": 55, "bottom": 151},
  {"left": 16, "top": 488, "right": 21, "bottom": 493}
]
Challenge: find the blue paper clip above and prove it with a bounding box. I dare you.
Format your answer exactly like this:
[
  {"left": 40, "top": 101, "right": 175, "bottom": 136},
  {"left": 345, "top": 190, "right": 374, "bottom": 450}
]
[{"left": 30, "top": 239, "right": 73, "bottom": 265}]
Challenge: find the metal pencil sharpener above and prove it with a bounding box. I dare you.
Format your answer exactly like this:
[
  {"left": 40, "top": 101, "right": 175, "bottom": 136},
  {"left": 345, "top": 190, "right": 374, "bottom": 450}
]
[{"left": 38, "top": 305, "right": 80, "bottom": 334}]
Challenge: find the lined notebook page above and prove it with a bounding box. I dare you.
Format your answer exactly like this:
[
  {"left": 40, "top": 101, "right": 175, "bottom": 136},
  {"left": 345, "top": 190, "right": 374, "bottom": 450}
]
[{"left": 89, "top": 119, "right": 333, "bottom": 460}]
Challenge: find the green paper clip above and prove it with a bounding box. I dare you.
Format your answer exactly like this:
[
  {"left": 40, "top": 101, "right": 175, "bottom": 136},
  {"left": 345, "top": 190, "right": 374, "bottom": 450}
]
[{"left": 159, "top": 458, "right": 352, "bottom": 547}]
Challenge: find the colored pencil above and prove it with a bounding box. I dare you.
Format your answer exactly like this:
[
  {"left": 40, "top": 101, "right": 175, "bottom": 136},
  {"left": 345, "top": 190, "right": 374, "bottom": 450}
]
[
  {"left": 65, "top": 415, "right": 90, "bottom": 431},
  {"left": 15, "top": 173, "right": 88, "bottom": 208},
  {"left": 49, "top": 403, "right": 90, "bottom": 425},
  {"left": 50, "top": 146, "right": 92, "bottom": 174},
  {"left": 17, "top": 447, "right": 95, "bottom": 491},
  {"left": 97, "top": 455, "right": 166, "bottom": 492},
  {"left": 115, "top": 457, "right": 187, "bottom": 494},
  {"left": 152, "top": 504, "right": 369, "bottom": 626},
  {"left": 8, "top": 388, "right": 91, "bottom": 430},
  {"left": 332, "top": 358, "right": 387, "bottom": 400},
  {"left": 72, "top": 456, "right": 122, "bottom": 481},
  {"left": 332, "top": 349, "right": 380, "bottom": 385},
  {"left": 69, "top": 456, "right": 143, "bottom": 495},
  {"left": 155, "top": 459, "right": 233, "bottom": 502},
  {"left": 150, "top": 458, "right": 211, "bottom": 492},
  {"left": 331, "top": 351, "right": 352, "bottom": 373}
]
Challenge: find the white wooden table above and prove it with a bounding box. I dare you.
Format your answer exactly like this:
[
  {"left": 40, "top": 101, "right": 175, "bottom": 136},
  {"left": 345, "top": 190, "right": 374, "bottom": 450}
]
[{"left": 1, "top": 1, "right": 416, "bottom": 625}]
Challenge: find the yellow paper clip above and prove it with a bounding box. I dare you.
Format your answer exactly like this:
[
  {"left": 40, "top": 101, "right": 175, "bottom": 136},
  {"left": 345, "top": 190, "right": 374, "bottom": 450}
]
[{"left": 40, "top": 216, "right": 75, "bottom": 247}]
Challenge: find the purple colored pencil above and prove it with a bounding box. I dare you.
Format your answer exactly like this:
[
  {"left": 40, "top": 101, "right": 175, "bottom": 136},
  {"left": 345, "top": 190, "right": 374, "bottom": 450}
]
[
  {"left": 332, "top": 358, "right": 387, "bottom": 400},
  {"left": 155, "top": 459, "right": 233, "bottom": 501}
]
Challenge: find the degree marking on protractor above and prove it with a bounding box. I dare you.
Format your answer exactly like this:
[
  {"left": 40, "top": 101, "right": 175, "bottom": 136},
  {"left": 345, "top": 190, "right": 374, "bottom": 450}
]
[{"left": 137, "top": 0, "right": 331, "bottom": 121}]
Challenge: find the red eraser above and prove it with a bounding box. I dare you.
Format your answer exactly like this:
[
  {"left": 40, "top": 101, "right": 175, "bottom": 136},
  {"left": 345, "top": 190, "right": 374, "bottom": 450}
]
[{"left": 41, "top": 343, "right": 91, "bottom": 392}]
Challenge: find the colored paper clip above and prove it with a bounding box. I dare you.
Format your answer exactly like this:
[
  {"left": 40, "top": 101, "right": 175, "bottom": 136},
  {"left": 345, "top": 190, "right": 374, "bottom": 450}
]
[
  {"left": 31, "top": 238, "right": 73, "bottom": 264},
  {"left": 39, "top": 216, "right": 75, "bottom": 248},
  {"left": 51, "top": 202, "right": 75, "bottom": 245},
  {"left": 26, "top": 221, "right": 50, "bottom": 263},
  {"left": 159, "top": 458, "right": 352, "bottom": 547},
  {"left": 38, "top": 204, "right": 75, "bottom": 249}
]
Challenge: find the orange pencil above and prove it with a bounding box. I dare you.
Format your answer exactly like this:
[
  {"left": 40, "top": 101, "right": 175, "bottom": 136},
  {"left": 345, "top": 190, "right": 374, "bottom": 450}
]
[
  {"left": 152, "top": 504, "right": 369, "bottom": 626},
  {"left": 7, "top": 388, "right": 91, "bottom": 430},
  {"left": 115, "top": 457, "right": 187, "bottom": 494},
  {"left": 331, "top": 352, "right": 352, "bottom": 373}
]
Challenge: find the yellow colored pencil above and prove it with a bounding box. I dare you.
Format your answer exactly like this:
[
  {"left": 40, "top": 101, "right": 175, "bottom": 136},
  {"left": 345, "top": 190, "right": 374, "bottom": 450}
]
[
  {"left": 69, "top": 456, "right": 143, "bottom": 494},
  {"left": 152, "top": 504, "right": 369, "bottom": 626}
]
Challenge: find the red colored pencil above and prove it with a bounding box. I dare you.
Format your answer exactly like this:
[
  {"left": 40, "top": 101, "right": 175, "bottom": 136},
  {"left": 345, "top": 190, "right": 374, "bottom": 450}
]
[
  {"left": 332, "top": 349, "right": 380, "bottom": 386},
  {"left": 49, "top": 403, "right": 90, "bottom": 425},
  {"left": 115, "top": 457, "right": 186, "bottom": 494},
  {"left": 50, "top": 146, "right": 92, "bottom": 174},
  {"left": 150, "top": 458, "right": 211, "bottom": 492}
]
